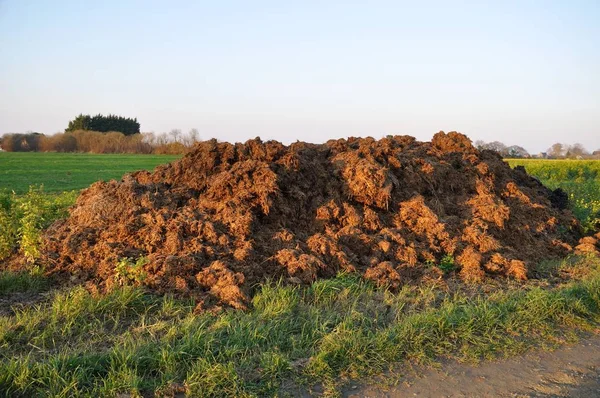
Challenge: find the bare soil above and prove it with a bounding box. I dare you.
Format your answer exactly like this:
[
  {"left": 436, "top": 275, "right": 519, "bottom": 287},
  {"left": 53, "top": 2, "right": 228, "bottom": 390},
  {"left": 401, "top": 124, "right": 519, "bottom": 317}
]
[
  {"left": 11, "top": 132, "right": 599, "bottom": 309},
  {"left": 345, "top": 334, "right": 600, "bottom": 397},
  {"left": 0, "top": 290, "right": 49, "bottom": 317}
]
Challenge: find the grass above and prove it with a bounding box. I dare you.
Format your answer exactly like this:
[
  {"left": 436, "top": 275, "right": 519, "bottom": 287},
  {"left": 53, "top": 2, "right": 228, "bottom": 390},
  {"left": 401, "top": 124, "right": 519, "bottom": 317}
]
[
  {"left": 0, "top": 271, "right": 48, "bottom": 296},
  {"left": 0, "top": 255, "right": 599, "bottom": 397},
  {"left": 508, "top": 159, "right": 600, "bottom": 231},
  {"left": 0, "top": 152, "right": 180, "bottom": 194}
]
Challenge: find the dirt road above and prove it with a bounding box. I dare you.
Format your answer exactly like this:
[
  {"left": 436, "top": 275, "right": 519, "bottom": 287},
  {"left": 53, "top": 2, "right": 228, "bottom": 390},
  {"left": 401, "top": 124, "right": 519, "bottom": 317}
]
[{"left": 345, "top": 335, "right": 600, "bottom": 397}]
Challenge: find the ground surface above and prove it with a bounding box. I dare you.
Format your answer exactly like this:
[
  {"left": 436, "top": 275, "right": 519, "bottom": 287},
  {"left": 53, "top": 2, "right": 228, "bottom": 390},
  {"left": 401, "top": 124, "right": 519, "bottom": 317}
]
[
  {"left": 346, "top": 334, "right": 600, "bottom": 398},
  {"left": 0, "top": 152, "right": 179, "bottom": 193}
]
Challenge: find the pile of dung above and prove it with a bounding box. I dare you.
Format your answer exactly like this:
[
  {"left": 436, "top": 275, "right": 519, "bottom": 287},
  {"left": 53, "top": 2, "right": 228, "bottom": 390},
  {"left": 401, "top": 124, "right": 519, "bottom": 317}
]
[
  {"left": 40, "top": 132, "right": 583, "bottom": 309},
  {"left": 575, "top": 233, "right": 600, "bottom": 255}
]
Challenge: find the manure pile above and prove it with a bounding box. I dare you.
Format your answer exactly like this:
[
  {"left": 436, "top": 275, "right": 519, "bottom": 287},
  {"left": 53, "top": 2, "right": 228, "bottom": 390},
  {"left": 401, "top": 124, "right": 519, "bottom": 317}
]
[{"left": 41, "top": 132, "right": 585, "bottom": 309}]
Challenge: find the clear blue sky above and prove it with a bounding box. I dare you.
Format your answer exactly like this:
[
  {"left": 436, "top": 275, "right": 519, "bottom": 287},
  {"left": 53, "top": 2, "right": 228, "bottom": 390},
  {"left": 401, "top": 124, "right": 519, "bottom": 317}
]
[{"left": 1, "top": 0, "right": 598, "bottom": 152}]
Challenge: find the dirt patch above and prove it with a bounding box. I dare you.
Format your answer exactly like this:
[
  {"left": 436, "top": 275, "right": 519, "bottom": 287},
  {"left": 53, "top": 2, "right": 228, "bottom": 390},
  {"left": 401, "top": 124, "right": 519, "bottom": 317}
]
[
  {"left": 345, "top": 334, "right": 600, "bottom": 398},
  {"left": 14, "top": 132, "right": 591, "bottom": 308},
  {"left": 0, "top": 290, "right": 50, "bottom": 317}
]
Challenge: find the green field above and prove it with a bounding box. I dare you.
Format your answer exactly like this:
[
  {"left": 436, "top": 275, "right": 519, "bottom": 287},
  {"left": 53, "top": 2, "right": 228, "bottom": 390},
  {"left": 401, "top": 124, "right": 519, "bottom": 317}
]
[
  {"left": 508, "top": 159, "right": 600, "bottom": 231},
  {"left": 0, "top": 152, "right": 180, "bottom": 194}
]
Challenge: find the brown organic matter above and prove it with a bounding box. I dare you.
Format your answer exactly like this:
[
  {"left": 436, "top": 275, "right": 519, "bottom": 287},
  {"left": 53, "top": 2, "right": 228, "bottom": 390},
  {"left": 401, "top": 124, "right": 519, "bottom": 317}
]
[{"left": 36, "top": 132, "right": 586, "bottom": 309}]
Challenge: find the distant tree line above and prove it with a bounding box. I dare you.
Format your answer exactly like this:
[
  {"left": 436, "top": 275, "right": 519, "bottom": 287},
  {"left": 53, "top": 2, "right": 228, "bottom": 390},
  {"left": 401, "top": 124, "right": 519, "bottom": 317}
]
[
  {"left": 474, "top": 141, "right": 530, "bottom": 158},
  {"left": 475, "top": 140, "right": 599, "bottom": 159},
  {"left": 2, "top": 131, "right": 598, "bottom": 158},
  {"left": 0, "top": 114, "right": 203, "bottom": 153},
  {"left": 544, "top": 142, "right": 597, "bottom": 159},
  {"left": 66, "top": 114, "right": 140, "bottom": 136},
  {"left": 0, "top": 129, "right": 201, "bottom": 154}
]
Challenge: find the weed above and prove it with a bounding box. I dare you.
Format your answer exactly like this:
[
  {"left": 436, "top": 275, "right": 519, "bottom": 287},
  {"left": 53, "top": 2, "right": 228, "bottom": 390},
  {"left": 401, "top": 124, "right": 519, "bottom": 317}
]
[
  {"left": 0, "top": 187, "right": 77, "bottom": 263},
  {"left": 0, "top": 196, "right": 18, "bottom": 261},
  {"left": 0, "top": 271, "right": 48, "bottom": 296},
  {"left": 425, "top": 255, "right": 456, "bottom": 274},
  {"left": 114, "top": 257, "right": 148, "bottom": 287},
  {"left": 438, "top": 255, "right": 456, "bottom": 273},
  {"left": 18, "top": 187, "right": 46, "bottom": 262}
]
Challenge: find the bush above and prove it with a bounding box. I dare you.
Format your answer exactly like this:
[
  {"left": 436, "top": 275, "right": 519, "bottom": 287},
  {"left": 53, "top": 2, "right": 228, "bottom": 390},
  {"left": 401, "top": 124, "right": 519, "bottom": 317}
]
[
  {"left": 65, "top": 114, "right": 140, "bottom": 136},
  {"left": 0, "top": 188, "right": 77, "bottom": 263},
  {"left": 1, "top": 130, "right": 196, "bottom": 154},
  {"left": 114, "top": 257, "right": 148, "bottom": 287},
  {"left": 18, "top": 188, "right": 46, "bottom": 262},
  {"left": 152, "top": 141, "right": 187, "bottom": 155},
  {"left": 0, "top": 133, "right": 43, "bottom": 152},
  {"left": 0, "top": 193, "right": 18, "bottom": 260},
  {"left": 39, "top": 133, "right": 77, "bottom": 152}
]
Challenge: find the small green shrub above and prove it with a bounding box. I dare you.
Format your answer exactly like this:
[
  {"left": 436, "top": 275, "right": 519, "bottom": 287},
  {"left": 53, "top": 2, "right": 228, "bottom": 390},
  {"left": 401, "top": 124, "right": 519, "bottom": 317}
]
[
  {"left": 425, "top": 255, "right": 456, "bottom": 274},
  {"left": 0, "top": 194, "right": 18, "bottom": 261},
  {"left": 438, "top": 255, "right": 456, "bottom": 273},
  {"left": 18, "top": 187, "right": 46, "bottom": 262},
  {"left": 114, "top": 257, "right": 148, "bottom": 286},
  {"left": 0, "top": 187, "right": 76, "bottom": 264}
]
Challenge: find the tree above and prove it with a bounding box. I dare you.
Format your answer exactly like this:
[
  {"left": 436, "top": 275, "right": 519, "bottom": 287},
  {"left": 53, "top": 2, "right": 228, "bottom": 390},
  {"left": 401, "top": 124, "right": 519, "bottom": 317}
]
[
  {"left": 568, "top": 143, "right": 588, "bottom": 158},
  {"left": 155, "top": 132, "right": 169, "bottom": 146},
  {"left": 65, "top": 114, "right": 92, "bottom": 132},
  {"left": 506, "top": 145, "right": 530, "bottom": 158},
  {"left": 476, "top": 141, "right": 508, "bottom": 156},
  {"left": 189, "top": 128, "right": 200, "bottom": 144},
  {"left": 142, "top": 132, "right": 156, "bottom": 146},
  {"left": 547, "top": 143, "right": 565, "bottom": 158},
  {"left": 65, "top": 114, "right": 140, "bottom": 135},
  {"left": 0, "top": 133, "right": 42, "bottom": 152},
  {"left": 168, "top": 129, "right": 182, "bottom": 143},
  {"left": 181, "top": 128, "right": 200, "bottom": 147},
  {"left": 474, "top": 140, "right": 486, "bottom": 150}
]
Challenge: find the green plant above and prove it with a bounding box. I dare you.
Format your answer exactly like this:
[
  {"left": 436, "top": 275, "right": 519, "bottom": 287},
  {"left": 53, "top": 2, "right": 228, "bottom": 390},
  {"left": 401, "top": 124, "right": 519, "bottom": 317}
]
[
  {"left": 0, "top": 271, "right": 48, "bottom": 296},
  {"left": 114, "top": 257, "right": 148, "bottom": 286},
  {"left": 17, "top": 187, "right": 46, "bottom": 262},
  {"left": 0, "top": 187, "right": 77, "bottom": 264},
  {"left": 438, "top": 254, "right": 456, "bottom": 273},
  {"left": 424, "top": 255, "right": 456, "bottom": 274},
  {"left": 0, "top": 193, "right": 18, "bottom": 261}
]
